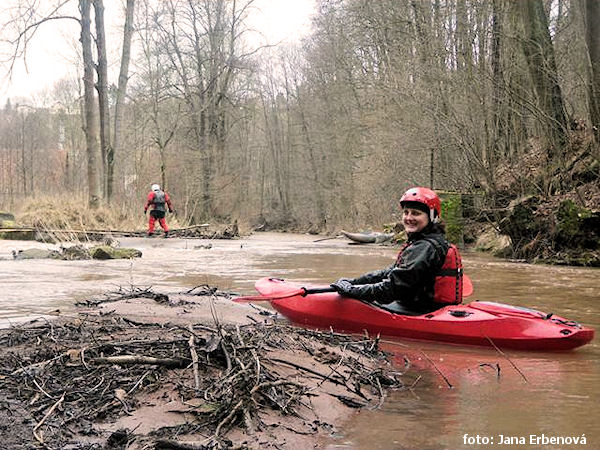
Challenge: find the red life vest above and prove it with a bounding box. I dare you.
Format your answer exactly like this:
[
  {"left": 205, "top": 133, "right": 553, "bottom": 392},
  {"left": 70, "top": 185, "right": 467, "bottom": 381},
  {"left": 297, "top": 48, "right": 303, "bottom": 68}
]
[
  {"left": 433, "top": 244, "right": 463, "bottom": 304},
  {"left": 395, "top": 240, "right": 464, "bottom": 305}
]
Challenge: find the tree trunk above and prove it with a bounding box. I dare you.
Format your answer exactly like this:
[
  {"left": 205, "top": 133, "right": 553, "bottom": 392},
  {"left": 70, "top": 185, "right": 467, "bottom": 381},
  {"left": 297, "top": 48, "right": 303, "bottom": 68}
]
[
  {"left": 455, "top": 0, "right": 473, "bottom": 72},
  {"left": 111, "top": 0, "right": 136, "bottom": 202},
  {"left": 260, "top": 92, "right": 289, "bottom": 215},
  {"left": 80, "top": 0, "right": 102, "bottom": 208},
  {"left": 93, "top": 0, "right": 110, "bottom": 201},
  {"left": 19, "top": 112, "right": 27, "bottom": 195},
  {"left": 518, "top": 0, "right": 569, "bottom": 157},
  {"left": 490, "top": 0, "right": 505, "bottom": 166},
  {"left": 584, "top": 0, "right": 600, "bottom": 142}
]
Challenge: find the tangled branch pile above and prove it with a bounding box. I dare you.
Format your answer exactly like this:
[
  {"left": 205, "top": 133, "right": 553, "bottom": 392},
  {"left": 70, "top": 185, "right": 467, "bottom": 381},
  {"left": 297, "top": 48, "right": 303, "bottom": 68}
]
[{"left": 0, "top": 301, "right": 406, "bottom": 449}]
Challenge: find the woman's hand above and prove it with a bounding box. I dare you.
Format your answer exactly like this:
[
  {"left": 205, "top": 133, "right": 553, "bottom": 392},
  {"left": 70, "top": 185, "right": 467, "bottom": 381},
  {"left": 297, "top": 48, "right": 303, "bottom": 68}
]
[{"left": 330, "top": 278, "right": 353, "bottom": 295}]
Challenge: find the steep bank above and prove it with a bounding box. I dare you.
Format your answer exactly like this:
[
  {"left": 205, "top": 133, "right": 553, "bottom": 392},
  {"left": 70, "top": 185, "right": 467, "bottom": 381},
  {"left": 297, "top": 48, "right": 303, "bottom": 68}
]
[{"left": 480, "top": 129, "right": 600, "bottom": 266}]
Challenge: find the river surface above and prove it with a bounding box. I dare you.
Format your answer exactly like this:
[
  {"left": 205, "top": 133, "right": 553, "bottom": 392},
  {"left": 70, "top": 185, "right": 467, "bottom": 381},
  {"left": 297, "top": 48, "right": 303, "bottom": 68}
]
[{"left": 0, "top": 232, "right": 598, "bottom": 449}]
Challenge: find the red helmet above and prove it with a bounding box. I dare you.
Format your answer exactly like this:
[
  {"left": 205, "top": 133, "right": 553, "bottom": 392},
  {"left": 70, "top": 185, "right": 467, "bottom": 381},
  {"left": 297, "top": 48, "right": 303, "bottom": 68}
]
[{"left": 400, "top": 187, "right": 441, "bottom": 223}]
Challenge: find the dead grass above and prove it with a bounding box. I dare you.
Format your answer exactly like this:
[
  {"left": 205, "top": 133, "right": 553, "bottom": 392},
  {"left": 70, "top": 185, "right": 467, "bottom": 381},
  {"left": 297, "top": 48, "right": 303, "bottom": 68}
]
[{"left": 15, "top": 196, "right": 181, "bottom": 232}]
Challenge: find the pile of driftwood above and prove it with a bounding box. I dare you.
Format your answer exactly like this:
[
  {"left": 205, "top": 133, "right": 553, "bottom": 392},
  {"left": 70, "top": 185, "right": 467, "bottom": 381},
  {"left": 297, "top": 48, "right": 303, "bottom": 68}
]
[
  {"left": 0, "top": 290, "right": 406, "bottom": 449},
  {"left": 168, "top": 222, "right": 239, "bottom": 240}
]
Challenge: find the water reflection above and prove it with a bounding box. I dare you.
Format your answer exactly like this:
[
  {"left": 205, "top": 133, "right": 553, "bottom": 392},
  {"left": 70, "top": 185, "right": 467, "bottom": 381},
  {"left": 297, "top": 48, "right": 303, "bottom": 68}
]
[{"left": 332, "top": 338, "right": 598, "bottom": 449}]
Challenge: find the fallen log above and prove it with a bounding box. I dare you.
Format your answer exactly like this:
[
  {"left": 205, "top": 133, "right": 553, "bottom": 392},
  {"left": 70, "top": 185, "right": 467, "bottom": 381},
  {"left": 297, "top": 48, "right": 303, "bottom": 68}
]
[{"left": 0, "top": 223, "right": 210, "bottom": 236}]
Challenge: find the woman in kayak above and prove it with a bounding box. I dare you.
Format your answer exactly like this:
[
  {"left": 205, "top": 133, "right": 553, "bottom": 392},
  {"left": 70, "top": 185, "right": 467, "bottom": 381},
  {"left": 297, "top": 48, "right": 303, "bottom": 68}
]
[{"left": 330, "top": 187, "right": 462, "bottom": 315}]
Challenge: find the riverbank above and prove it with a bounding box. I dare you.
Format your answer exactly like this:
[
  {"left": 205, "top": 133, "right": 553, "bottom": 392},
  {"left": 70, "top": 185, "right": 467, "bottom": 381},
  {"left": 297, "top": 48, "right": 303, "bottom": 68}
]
[
  {"left": 0, "top": 286, "right": 406, "bottom": 449},
  {"left": 2, "top": 187, "right": 599, "bottom": 267}
]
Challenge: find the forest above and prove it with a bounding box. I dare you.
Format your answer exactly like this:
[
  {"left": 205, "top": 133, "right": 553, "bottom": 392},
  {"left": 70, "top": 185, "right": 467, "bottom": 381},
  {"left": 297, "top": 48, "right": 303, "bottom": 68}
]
[{"left": 1, "top": 0, "right": 599, "bottom": 264}]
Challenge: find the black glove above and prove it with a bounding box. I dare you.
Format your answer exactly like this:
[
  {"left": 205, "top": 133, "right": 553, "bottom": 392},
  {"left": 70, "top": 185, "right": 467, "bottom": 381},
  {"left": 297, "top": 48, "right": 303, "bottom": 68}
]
[
  {"left": 169, "top": 209, "right": 174, "bottom": 214},
  {"left": 330, "top": 278, "right": 354, "bottom": 295},
  {"left": 143, "top": 209, "right": 147, "bottom": 215}
]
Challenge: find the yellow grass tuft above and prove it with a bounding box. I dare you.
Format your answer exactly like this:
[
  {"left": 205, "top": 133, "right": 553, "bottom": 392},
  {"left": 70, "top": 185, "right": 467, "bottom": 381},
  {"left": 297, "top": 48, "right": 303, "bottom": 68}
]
[{"left": 16, "top": 196, "right": 149, "bottom": 232}]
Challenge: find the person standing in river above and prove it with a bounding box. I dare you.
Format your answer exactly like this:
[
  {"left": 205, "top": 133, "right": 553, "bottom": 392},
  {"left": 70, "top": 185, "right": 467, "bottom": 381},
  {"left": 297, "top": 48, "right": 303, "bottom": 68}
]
[
  {"left": 330, "top": 187, "right": 464, "bottom": 315},
  {"left": 144, "top": 184, "right": 174, "bottom": 237}
]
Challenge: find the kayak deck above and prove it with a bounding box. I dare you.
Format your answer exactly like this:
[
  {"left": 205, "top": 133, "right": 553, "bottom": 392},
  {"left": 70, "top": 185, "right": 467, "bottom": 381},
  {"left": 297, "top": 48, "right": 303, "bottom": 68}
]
[{"left": 255, "top": 277, "right": 594, "bottom": 351}]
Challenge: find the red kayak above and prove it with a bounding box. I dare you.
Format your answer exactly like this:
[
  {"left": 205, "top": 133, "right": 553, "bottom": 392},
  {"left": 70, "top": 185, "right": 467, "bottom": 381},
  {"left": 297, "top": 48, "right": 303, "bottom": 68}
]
[{"left": 252, "top": 277, "right": 594, "bottom": 351}]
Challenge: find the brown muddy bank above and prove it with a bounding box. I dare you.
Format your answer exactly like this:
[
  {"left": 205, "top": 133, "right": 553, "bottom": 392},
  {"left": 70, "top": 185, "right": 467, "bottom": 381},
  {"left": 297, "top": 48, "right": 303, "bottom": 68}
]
[{"left": 0, "top": 287, "right": 408, "bottom": 449}]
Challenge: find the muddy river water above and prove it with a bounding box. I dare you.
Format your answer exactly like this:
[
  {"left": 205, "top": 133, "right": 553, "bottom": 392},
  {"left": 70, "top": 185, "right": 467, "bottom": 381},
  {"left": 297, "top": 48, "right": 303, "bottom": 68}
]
[{"left": 0, "top": 232, "right": 598, "bottom": 449}]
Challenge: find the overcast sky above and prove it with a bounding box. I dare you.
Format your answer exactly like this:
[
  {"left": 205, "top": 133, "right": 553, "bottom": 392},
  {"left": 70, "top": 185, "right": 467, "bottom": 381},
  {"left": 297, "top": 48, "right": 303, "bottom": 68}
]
[{"left": 0, "top": 0, "right": 316, "bottom": 106}]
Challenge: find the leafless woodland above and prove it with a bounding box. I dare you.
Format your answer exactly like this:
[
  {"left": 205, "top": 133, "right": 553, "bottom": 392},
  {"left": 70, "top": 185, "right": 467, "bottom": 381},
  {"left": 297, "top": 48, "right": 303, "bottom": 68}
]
[{"left": 1, "top": 0, "right": 599, "bottom": 231}]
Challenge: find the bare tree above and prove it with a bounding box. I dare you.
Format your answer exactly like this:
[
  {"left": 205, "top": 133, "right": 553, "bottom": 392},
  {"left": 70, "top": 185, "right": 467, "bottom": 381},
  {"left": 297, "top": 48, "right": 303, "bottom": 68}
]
[
  {"left": 2, "top": 0, "right": 135, "bottom": 208},
  {"left": 80, "top": 0, "right": 102, "bottom": 207},
  {"left": 109, "top": 0, "right": 136, "bottom": 202},
  {"left": 149, "top": 0, "right": 256, "bottom": 220},
  {"left": 584, "top": 0, "right": 600, "bottom": 141},
  {"left": 93, "top": 0, "right": 110, "bottom": 200},
  {"left": 517, "top": 0, "right": 569, "bottom": 156},
  {"left": 136, "top": 0, "right": 179, "bottom": 192}
]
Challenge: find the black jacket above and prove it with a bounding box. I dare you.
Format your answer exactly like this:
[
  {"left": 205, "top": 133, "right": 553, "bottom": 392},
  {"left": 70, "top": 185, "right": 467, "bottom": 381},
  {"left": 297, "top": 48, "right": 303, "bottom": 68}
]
[{"left": 346, "top": 231, "right": 449, "bottom": 314}]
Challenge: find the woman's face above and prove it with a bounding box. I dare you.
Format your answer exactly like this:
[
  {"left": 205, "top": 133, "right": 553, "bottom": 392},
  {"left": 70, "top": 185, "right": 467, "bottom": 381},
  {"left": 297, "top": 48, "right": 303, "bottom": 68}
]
[{"left": 402, "top": 207, "right": 429, "bottom": 233}]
